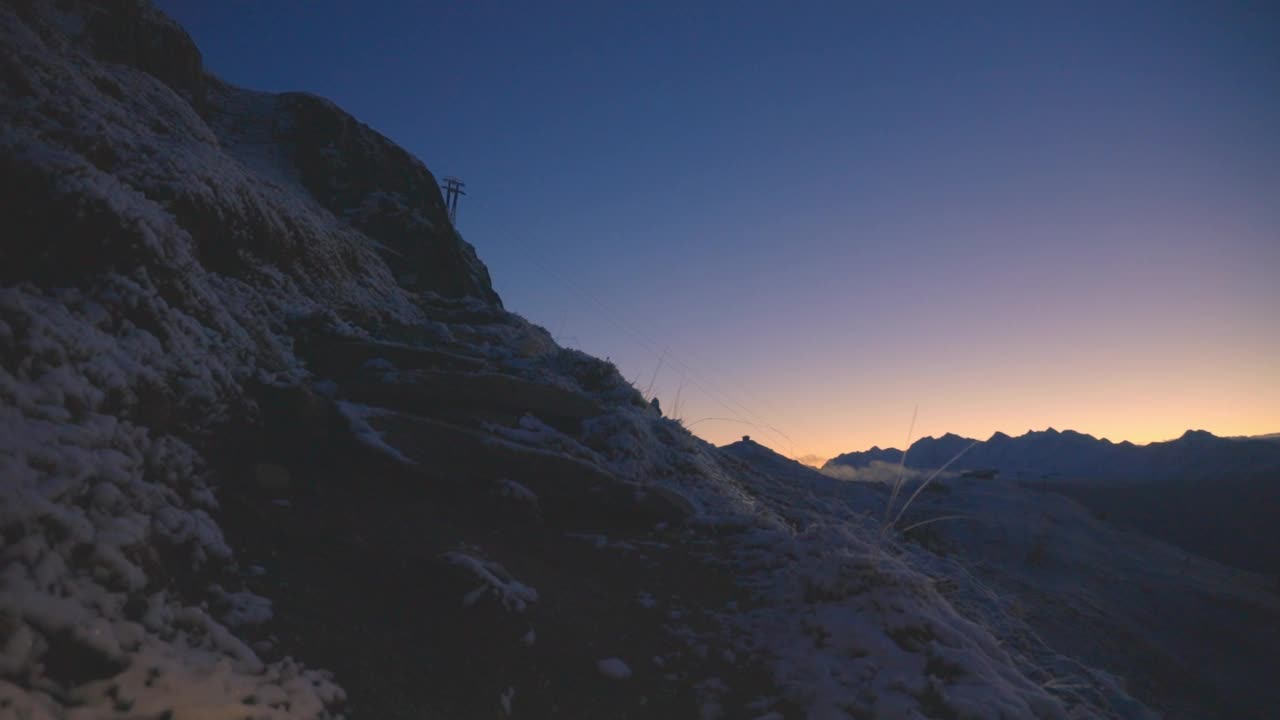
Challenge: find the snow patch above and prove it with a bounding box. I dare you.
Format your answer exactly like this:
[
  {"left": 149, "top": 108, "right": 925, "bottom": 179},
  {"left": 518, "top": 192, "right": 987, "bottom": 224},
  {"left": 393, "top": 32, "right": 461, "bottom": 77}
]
[
  {"left": 596, "top": 657, "right": 633, "bottom": 679},
  {"left": 445, "top": 550, "right": 539, "bottom": 613},
  {"left": 337, "top": 401, "right": 416, "bottom": 465}
]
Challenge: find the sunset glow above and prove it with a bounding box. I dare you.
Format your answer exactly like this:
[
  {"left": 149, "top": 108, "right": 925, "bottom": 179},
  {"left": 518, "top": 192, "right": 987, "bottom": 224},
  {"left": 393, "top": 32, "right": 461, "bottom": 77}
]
[{"left": 163, "top": 0, "right": 1280, "bottom": 461}]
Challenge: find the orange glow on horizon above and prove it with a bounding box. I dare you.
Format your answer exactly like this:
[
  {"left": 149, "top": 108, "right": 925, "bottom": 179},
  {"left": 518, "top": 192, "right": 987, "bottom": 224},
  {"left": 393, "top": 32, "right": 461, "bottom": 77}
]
[{"left": 678, "top": 385, "right": 1280, "bottom": 465}]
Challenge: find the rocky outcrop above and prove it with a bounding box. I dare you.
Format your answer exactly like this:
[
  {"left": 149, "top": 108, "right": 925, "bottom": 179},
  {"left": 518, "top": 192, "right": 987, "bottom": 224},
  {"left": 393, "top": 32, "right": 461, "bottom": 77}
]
[
  {"left": 0, "top": 0, "right": 498, "bottom": 305},
  {"left": 278, "top": 92, "right": 501, "bottom": 304},
  {"left": 78, "top": 0, "right": 207, "bottom": 102}
]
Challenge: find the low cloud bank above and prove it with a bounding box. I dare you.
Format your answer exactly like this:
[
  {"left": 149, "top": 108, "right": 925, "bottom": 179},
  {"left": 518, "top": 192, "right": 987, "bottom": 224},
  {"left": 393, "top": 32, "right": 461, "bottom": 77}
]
[{"left": 821, "top": 460, "right": 935, "bottom": 485}]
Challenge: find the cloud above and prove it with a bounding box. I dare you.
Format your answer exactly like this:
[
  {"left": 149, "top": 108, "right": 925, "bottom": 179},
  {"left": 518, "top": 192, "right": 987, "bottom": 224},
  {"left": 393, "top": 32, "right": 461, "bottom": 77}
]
[
  {"left": 793, "top": 454, "right": 828, "bottom": 468},
  {"left": 820, "top": 460, "right": 934, "bottom": 485}
]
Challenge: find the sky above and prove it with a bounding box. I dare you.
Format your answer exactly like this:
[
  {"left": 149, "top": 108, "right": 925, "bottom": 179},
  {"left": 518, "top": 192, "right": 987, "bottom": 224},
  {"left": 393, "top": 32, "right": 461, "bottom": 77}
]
[{"left": 158, "top": 1, "right": 1279, "bottom": 462}]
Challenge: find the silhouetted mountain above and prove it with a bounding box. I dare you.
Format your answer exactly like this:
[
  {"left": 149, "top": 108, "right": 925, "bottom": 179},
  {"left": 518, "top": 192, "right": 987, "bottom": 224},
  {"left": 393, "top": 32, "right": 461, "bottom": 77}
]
[
  {"left": 825, "top": 427, "right": 1280, "bottom": 483},
  {"left": 826, "top": 428, "right": 1280, "bottom": 574}
]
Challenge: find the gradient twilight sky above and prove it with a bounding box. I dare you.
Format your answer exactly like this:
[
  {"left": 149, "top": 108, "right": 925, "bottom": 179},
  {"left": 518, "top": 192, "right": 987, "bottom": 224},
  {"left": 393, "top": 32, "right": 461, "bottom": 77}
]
[{"left": 158, "top": 1, "right": 1280, "bottom": 461}]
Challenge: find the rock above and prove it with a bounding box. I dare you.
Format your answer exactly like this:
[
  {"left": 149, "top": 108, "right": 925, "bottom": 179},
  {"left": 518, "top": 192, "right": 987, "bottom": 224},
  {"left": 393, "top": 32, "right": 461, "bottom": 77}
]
[
  {"left": 252, "top": 383, "right": 338, "bottom": 450},
  {"left": 298, "top": 335, "right": 486, "bottom": 378},
  {"left": 637, "top": 486, "right": 697, "bottom": 524},
  {"left": 363, "top": 412, "right": 692, "bottom": 530},
  {"left": 251, "top": 463, "right": 292, "bottom": 494},
  {"left": 345, "top": 369, "right": 602, "bottom": 422},
  {"left": 277, "top": 92, "right": 501, "bottom": 305},
  {"left": 81, "top": 0, "right": 207, "bottom": 102}
]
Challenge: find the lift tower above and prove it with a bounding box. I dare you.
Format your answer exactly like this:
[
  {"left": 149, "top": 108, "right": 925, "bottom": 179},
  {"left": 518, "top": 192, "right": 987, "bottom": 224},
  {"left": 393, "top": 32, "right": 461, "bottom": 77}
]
[{"left": 441, "top": 176, "right": 466, "bottom": 224}]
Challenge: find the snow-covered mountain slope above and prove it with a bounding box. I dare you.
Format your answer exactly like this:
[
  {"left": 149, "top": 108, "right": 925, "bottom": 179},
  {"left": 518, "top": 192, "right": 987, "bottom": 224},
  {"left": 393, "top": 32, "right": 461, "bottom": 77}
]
[
  {"left": 731, "top": 441, "right": 1280, "bottom": 720},
  {"left": 0, "top": 1, "right": 1253, "bottom": 718},
  {"left": 885, "top": 475, "right": 1280, "bottom": 719}
]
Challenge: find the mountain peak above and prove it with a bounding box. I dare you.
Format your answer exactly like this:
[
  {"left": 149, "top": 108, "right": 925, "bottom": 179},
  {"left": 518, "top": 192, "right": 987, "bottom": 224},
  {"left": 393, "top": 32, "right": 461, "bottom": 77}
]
[
  {"left": 1180, "top": 428, "right": 1213, "bottom": 438},
  {"left": 1175, "top": 429, "right": 1217, "bottom": 443}
]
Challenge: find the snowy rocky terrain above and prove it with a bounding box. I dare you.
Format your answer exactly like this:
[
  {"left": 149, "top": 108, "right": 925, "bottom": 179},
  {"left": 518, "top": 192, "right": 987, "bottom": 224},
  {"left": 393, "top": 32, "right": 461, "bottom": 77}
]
[
  {"left": 743, "top": 440, "right": 1280, "bottom": 719},
  {"left": 3, "top": 2, "right": 1277, "bottom": 718}
]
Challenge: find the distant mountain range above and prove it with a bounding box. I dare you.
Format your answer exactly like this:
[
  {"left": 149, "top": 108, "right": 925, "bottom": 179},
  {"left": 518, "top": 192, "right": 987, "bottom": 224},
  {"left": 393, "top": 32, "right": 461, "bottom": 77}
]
[
  {"left": 824, "top": 428, "right": 1280, "bottom": 574},
  {"left": 823, "top": 428, "right": 1280, "bottom": 483}
]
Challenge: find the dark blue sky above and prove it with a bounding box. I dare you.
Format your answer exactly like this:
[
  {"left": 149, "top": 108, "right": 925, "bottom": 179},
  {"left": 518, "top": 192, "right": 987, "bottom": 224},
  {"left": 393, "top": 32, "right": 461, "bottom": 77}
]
[{"left": 159, "top": 1, "right": 1280, "bottom": 458}]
